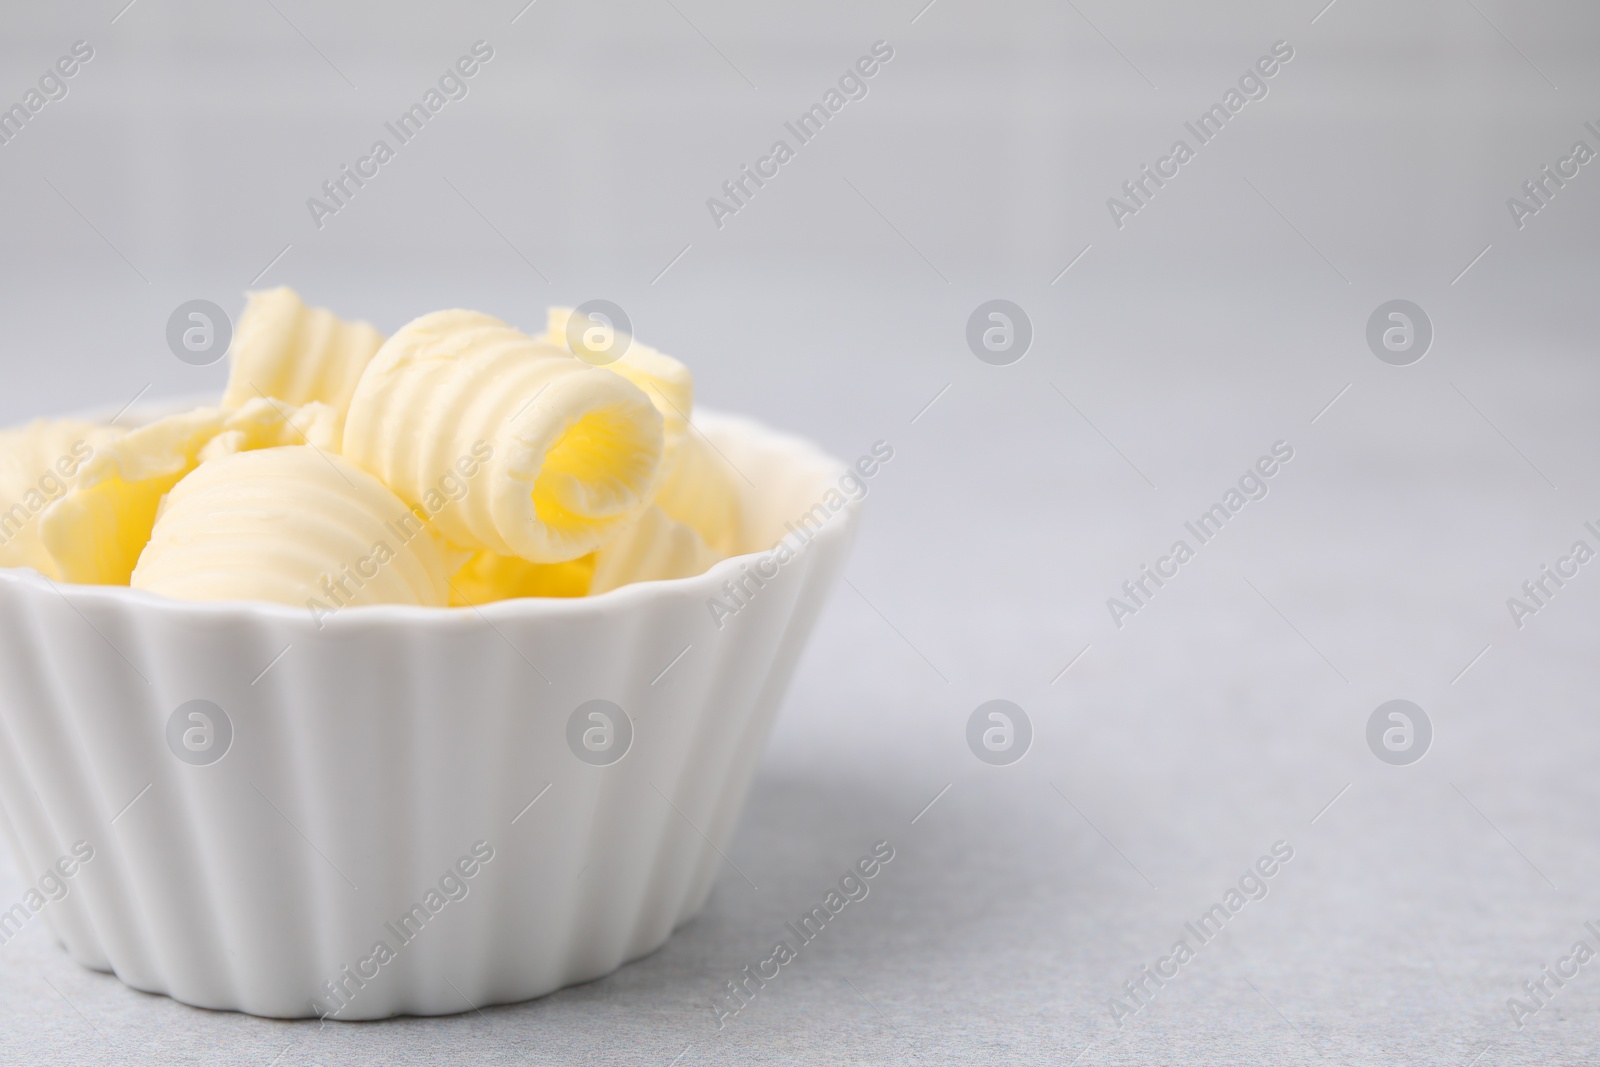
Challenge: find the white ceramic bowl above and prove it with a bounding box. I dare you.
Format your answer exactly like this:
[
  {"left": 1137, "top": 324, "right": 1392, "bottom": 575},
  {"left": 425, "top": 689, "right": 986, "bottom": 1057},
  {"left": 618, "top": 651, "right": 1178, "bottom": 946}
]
[{"left": 0, "top": 405, "right": 859, "bottom": 1019}]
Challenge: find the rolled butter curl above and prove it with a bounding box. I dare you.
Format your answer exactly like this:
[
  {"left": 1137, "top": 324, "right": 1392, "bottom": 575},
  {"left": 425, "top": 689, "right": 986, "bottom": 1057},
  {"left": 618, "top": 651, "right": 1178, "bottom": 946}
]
[
  {"left": 40, "top": 399, "right": 340, "bottom": 585},
  {"left": 222, "top": 287, "right": 385, "bottom": 438},
  {"left": 543, "top": 308, "right": 742, "bottom": 554},
  {"left": 131, "top": 446, "right": 449, "bottom": 609},
  {"left": 448, "top": 504, "right": 720, "bottom": 602},
  {"left": 343, "top": 309, "right": 664, "bottom": 564},
  {"left": 0, "top": 419, "right": 124, "bottom": 579},
  {"left": 543, "top": 306, "right": 694, "bottom": 467},
  {"left": 652, "top": 428, "right": 747, "bottom": 557},
  {"left": 590, "top": 505, "right": 721, "bottom": 594}
]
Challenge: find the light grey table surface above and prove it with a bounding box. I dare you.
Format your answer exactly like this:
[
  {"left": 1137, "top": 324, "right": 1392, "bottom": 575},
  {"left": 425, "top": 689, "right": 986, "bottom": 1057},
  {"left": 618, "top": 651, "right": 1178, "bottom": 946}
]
[
  {"left": 1, "top": 0, "right": 1598, "bottom": 1062},
  {"left": 0, "top": 259, "right": 1596, "bottom": 1066}
]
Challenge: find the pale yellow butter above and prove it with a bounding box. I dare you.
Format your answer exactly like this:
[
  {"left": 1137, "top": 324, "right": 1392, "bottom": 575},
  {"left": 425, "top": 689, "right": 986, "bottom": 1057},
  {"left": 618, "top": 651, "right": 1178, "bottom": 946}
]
[
  {"left": 13, "top": 294, "right": 748, "bottom": 607},
  {"left": 542, "top": 306, "right": 695, "bottom": 468},
  {"left": 0, "top": 419, "right": 124, "bottom": 580},
  {"left": 131, "top": 446, "right": 449, "bottom": 608},
  {"left": 448, "top": 549, "right": 596, "bottom": 605},
  {"left": 222, "top": 287, "right": 385, "bottom": 439},
  {"left": 40, "top": 398, "right": 339, "bottom": 585},
  {"left": 652, "top": 430, "right": 747, "bottom": 558},
  {"left": 590, "top": 505, "right": 721, "bottom": 594},
  {"left": 543, "top": 308, "right": 743, "bottom": 558},
  {"left": 343, "top": 309, "right": 664, "bottom": 564}
]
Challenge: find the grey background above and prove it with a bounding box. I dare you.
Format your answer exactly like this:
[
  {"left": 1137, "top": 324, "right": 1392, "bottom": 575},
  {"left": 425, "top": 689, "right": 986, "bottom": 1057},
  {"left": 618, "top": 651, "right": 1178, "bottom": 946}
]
[{"left": 2, "top": 0, "right": 1598, "bottom": 1062}]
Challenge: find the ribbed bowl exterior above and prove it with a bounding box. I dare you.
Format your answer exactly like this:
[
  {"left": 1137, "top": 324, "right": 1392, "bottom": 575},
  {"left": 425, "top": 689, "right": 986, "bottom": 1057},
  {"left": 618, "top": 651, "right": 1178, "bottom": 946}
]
[{"left": 0, "top": 411, "right": 857, "bottom": 1019}]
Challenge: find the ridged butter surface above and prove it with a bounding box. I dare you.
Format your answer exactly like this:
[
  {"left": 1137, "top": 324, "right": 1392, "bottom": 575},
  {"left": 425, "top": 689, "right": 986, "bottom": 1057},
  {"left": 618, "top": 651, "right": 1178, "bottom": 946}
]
[
  {"left": 40, "top": 399, "right": 340, "bottom": 585},
  {"left": 542, "top": 306, "right": 694, "bottom": 467},
  {"left": 590, "top": 505, "right": 722, "bottom": 594},
  {"left": 0, "top": 419, "right": 124, "bottom": 580},
  {"left": 343, "top": 309, "right": 664, "bottom": 564},
  {"left": 222, "top": 287, "right": 384, "bottom": 438},
  {"left": 131, "top": 446, "right": 449, "bottom": 608}
]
